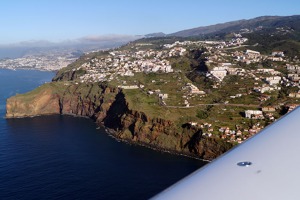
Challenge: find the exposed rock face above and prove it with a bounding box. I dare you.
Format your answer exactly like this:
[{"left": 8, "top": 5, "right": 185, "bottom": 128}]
[
  {"left": 6, "top": 88, "right": 61, "bottom": 118},
  {"left": 6, "top": 82, "right": 233, "bottom": 160}
]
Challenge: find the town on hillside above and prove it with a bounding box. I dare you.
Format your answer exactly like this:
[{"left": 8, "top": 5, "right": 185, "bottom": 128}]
[
  {"left": 0, "top": 50, "right": 79, "bottom": 71},
  {"left": 55, "top": 30, "right": 299, "bottom": 144},
  {"left": 8, "top": 27, "right": 300, "bottom": 145}
]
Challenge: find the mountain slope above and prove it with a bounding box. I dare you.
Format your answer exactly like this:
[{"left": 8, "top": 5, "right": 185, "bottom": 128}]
[{"left": 170, "top": 15, "right": 300, "bottom": 37}]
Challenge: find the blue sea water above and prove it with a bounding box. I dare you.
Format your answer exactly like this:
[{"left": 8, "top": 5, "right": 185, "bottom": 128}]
[{"left": 0, "top": 69, "right": 206, "bottom": 199}]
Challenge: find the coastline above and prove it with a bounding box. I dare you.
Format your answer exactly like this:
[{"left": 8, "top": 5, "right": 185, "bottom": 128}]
[
  {"left": 6, "top": 109, "right": 211, "bottom": 162},
  {"left": 103, "top": 125, "right": 211, "bottom": 162},
  {"left": 5, "top": 80, "right": 234, "bottom": 161},
  {"left": 0, "top": 67, "right": 58, "bottom": 72}
]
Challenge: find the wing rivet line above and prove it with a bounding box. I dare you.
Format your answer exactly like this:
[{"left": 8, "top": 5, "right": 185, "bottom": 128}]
[{"left": 237, "top": 161, "right": 252, "bottom": 167}]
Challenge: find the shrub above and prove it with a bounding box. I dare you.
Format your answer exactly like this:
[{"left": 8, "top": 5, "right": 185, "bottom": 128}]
[{"left": 196, "top": 110, "right": 209, "bottom": 119}]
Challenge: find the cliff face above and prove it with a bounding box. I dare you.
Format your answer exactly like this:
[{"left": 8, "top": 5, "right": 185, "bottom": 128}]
[
  {"left": 6, "top": 82, "right": 233, "bottom": 160},
  {"left": 6, "top": 87, "right": 61, "bottom": 118}
]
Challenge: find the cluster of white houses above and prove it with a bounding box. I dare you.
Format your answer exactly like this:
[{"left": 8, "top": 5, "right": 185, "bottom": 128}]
[
  {"left": 205, "top": 46, "right": 300, "bottom": 102},
  {"left": 206, "top": 48, "right": 286, "bottom": 81},
  {"left": 76, "top": 39, "right": 236, "bottom": 83},
  {"left": 190, "top": 106, "right": 283, "bottom": 143},
  {"left": 78, "top": 49, "right": 176, "bottom": 83},
  {"left": 189, "top": 120, "right": 265, "bottom": 144}
]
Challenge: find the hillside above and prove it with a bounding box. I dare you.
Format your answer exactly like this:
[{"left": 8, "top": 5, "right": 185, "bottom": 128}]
[{"left": 170, "top": 15, "right": 300, "bottom": 37}]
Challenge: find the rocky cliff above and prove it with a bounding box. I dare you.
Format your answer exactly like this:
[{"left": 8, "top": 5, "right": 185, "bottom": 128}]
[{"left": 6, "top": 82, "right": 233, "bottom": 160}]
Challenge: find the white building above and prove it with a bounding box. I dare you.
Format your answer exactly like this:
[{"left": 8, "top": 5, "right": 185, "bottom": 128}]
[
  {"left": 245, "top": 49, "right": 261, "bottom": 57},
  {"left": 159, "top": 93, "right": 168, "bottom": 99},
  {"left": 210, "top": 69, "right": 228, "bottom": 81},
  {"left": 265, "top": 76, "right": 281, "bottom": 85},
  {"left": 272, "top": 51, "right": 284, "bottom": 57},
  {"left": 245, "top": 110, "right": 263, "bottom": 119}
]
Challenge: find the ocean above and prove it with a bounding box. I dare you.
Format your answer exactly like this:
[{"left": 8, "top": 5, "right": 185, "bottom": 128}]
[{"left": 0, "top": 69, "right": 206, "bottom": 199}]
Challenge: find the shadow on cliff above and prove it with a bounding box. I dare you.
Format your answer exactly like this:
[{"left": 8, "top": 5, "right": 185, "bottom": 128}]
[
  {"left": 184, "top": 129, "right": 203, "bottom": 155},
  {"left": 103, "top": 92, "right": 129, "bottom": 129}
]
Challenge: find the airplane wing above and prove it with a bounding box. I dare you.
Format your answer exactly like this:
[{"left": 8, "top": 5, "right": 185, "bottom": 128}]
[{"left": 151, "top": 107, "right": 300, "bottom": 200}]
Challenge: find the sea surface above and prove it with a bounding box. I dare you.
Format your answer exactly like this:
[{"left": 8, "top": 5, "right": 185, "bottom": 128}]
[{"left": 0, "top": 69, "right": 206, "bottom": 199}]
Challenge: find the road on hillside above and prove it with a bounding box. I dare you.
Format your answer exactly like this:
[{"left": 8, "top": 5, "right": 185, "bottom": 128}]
[{"left": 165, "top": 103, "right": 260, "bottom": 109}]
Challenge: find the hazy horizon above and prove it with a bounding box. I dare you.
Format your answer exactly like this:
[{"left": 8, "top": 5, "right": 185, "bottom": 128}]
[{"left": 0, "top": 34, "right": 143, "bottom": 59}]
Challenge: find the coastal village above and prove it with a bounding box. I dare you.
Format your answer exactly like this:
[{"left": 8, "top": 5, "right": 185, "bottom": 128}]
[
  {"left": 5, "top": 28, "right": 300, "bottom": 145},
  {"left": 63, "top": 29, "right": 300, "bottom": 144}
]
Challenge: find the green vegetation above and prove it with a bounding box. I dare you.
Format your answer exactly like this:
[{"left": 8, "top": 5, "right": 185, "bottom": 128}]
[
  {"left": 196, "top": 110, "right": 209, "bottom": 119},
  {"left": 245, "top": 32, "right": 300, "bottom": 57}
]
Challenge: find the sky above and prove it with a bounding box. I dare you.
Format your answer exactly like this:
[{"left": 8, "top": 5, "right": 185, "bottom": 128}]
[{"left": 0, "top": 0, "right": 299, "bottom": 45}]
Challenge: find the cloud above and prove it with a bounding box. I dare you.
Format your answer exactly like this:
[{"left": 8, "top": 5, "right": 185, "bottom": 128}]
[
  {"left": 78, "top": 34, "right": 143, "bottom": 43},
  {"left": 0, "top": 34, "right": 143, "bottom": 47}
]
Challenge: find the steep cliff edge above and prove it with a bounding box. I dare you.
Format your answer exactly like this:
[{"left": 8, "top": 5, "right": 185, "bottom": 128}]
[
  {"left": 6, "top": 83, "right": 61, "bottom": 118},
  {"left": 6, "top": 82, "right": 233, "bottom": 160}
]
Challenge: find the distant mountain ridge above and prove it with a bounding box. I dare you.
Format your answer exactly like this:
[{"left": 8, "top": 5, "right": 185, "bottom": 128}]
[
  {"left": 145, "top": 32, "right": 166, "bottom": 38},
  {"left": 169, "top": 15, "right": 300, "bottom": 37}
]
